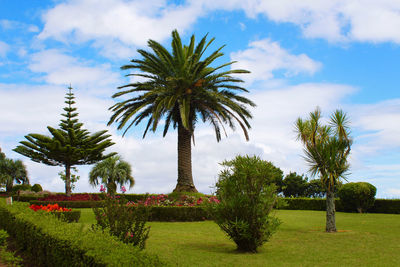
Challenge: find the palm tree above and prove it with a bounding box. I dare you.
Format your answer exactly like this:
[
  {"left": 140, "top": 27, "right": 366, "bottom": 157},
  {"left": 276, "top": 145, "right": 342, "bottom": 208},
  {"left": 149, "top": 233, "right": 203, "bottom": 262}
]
[
  {"left": 295, "top": 108, "right": 351, "bottom": 232},
  {"left": 0, "top": 158, "right": 29, "bottom": 193},
  {"left": 89, "top": 155, "right": 134, "bottom": 195},
  {"left": 108, "top": 30, "right": 255, "bottom": 192}
]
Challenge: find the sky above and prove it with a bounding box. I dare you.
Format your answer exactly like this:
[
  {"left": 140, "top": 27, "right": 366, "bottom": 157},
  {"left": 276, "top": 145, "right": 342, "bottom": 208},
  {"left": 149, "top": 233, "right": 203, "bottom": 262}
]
[{"left": 0, "top": 0, "right": 399, "bottom": 198}]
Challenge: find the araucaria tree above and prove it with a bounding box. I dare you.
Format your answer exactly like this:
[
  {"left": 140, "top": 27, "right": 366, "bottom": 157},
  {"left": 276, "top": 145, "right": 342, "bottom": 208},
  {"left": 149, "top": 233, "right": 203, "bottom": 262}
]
[
  {"left": 108, "top": 30, "right": 255, "bottom": 192},
  {"left": 295, "top": 108, "right": 352, "bottom": 232},
  {"left": 14, "top": 86, "right": 115, "bottom": 196}
]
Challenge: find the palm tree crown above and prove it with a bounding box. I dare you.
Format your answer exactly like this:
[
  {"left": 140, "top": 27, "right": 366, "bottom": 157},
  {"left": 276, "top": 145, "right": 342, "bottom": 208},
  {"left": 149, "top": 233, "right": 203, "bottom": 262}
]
[
  {"left": 89, "top": 155, "right": 134, "bottom": 195},
  {"left": 108, "top": 30, "right": 255, "bottom": 192}
]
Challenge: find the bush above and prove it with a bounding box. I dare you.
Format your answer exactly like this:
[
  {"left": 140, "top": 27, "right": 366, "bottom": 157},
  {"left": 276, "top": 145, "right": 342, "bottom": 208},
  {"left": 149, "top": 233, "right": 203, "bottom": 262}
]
[
  {"left": 368, "top": 199, "right": 400, "bottom": 214},
  {"left": 148, "top": 206, "right": 208, "bottom": 221},
  {"left": 52, "top": 210, "right": 81, "bottom": 223},
  {"left": 0, "top": 201, "right": 164, "bottom": 266},
  {"left": 31, "top": 184, "right": 43, "bottom": 192},
  {"left": 93, "top": 195, "right": 151, "bottom": 250},
  {"left": 30, "top": 200, "right": 104, "bottom": 208},
  {"left": 208, "top": 155, "right": 281, "bottom": 253},
  {"left": 338, "top": 182, "right": 376, "bottom": 213},
  {"left": 0, "top": 229, "right": 7, "bottom": 246},
  {"left": 0, "top": 229, "right": 23, "bottom": 266},
  {"left": 11, "top": 184, "right": 31, "bottom": 194}
]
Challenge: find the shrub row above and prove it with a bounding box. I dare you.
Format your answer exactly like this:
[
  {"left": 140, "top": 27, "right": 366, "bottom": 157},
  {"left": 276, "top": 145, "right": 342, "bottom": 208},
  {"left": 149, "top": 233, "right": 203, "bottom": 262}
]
[
  {"left": 148, "top": 206, "right": 209, "bottom": 221},
  {"left": 0, "top": 201, "right": 165, "bottom": 267},
  {"left": 30, "top": 200, "right": 105, "bottom": 208},
  {"left": 51, "top": 210, "right": 81, "bottom": 223},
  {"left": 277, "top": 197, "right": 400, "bottom": 214}
]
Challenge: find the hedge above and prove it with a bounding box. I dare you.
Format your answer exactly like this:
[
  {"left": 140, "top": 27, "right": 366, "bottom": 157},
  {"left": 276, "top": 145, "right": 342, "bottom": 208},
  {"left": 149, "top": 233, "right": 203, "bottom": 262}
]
[
  {"left": 277, "top": 197, "right": 400, "bottom": 214},
  {"left": 148, "top": 206, "right": 209, "bottom": 221},
  {"left": 30, "top": 200, "right": 105, "bottom": 208},
  {"left": 52, "top": 210, "right": 82, "bottom": 223},
  {"left": 0, "top": 201, "right": 165, "bottom": 267}
]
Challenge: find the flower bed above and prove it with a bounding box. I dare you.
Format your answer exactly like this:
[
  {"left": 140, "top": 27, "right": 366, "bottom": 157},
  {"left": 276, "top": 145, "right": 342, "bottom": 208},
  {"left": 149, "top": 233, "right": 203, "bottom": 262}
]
[
  {"left": 128, "top": 194, "right": 220, "bottom": 207},
  {"left": 39, "top": 193, "right": 101, "bottom": 201},
  {"left": 29, "top": 203, "right": 81, "bottom": 222}
]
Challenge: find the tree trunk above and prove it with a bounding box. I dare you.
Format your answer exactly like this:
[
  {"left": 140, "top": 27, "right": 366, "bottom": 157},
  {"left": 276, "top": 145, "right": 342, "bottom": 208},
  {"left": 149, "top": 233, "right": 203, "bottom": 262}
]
[
  {"left": 65, "top": 164, "right": 72, "bottom": 197},
  {"left": 326, "top": 190, "right": 337, "bottom": 232},
  {"left": 173, "top": 124, "right": 198, "bottom": 193}
]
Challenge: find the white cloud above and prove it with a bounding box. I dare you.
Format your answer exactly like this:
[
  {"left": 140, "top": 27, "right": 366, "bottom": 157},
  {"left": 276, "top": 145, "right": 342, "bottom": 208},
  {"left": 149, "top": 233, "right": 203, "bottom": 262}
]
[
  {"left": 0, "top": 41, "right": 9, "bottom": 57},
  {"left": 231, "top": 39, "right": 322, "bottom": 84},
  {"left": 39, "top": 0, "right": 204, "bottom": 58},
  {"left": 199, "top": 0, "right": 400, "bottom": 44},
  {"left": 28, "top": 49, "right": 120, "bottom": 88}
]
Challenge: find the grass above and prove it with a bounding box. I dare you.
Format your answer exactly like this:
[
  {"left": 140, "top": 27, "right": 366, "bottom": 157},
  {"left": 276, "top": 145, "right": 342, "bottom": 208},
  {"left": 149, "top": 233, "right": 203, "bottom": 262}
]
[{"left": 78, "top": 209, "right": 400, "bottom": 266}]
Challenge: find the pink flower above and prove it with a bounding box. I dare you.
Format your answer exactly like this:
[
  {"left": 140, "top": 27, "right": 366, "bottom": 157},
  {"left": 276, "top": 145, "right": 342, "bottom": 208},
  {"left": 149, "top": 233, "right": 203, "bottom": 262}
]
[
  {"left": 100, "top": 185, "right": 106, "bottom": 193},
  {"left": 121, "top": 186, "right": 126, "bottom": 194}
]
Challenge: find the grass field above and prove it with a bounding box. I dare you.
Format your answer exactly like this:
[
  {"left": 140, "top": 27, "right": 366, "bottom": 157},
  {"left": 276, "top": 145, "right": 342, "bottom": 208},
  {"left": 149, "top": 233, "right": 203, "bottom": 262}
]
[{"left": 78, "top": 209, "right": 400, "bottom": 267}]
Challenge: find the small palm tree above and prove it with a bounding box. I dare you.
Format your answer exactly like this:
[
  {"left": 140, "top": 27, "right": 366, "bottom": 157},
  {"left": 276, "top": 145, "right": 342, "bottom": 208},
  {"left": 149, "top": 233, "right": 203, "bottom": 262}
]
[
  {"left": 89, "top": 155, "right": 134, "bottom": 195},
  {"left": 295, "top": 108, "right": 351, "bottom": 232},
  {"left": 0, "top": 158, "right": 29, "bottom": 193},
  {"left": 108, "top": 30, "right": 255, "bottom": 192}
]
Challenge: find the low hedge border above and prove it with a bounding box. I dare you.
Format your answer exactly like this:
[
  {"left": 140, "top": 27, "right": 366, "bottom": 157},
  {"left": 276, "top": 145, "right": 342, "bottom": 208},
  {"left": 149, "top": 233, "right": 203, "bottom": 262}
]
[
  {"left": 148, "top": 206, "right": 209, "bottom": 221},
  {"left": 52, "top": 210, "right": 81, "bottom": 223},
  {"left": 0, "top": 201, "right": 165, "bottom": 266},
  {"left": 30, "top": 200, "right": 105, "bottom": 208}
]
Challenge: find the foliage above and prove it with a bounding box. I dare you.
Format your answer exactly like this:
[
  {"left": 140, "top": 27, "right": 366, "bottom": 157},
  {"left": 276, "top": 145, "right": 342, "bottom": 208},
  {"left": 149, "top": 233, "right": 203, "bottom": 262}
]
[
  {"left": 0, "top": 157, "right": 29, "bottom": 193},
  {"left": 14, "top": 86, "right": 115, "bottom": 196},
  {"left": 30, "top": 200, "right": 105, "bottom": 208},
  {"left": 0, "top": 229, "right": 23, "bottom": 267},
  {"left": 338, "top": 182, "right": 376, "bottom": 213},
  {"left": 58, "top": 167, "right": 80, "bottom": 191},
  {"left": 282, "top": 172, "right": 309, "bottom": 197},
  {"left": 11, "top": 184, "right": 32, "bottom": 194},
  {"left": 93, "top": 195, "right": 151, "bottom": 250},
  {"left": 89, "top": 155, "right": 134, "bottom": 196},
  {"left": 304, "top": 179, "right": 326, "bottom": 198},
  {"left": 295, "top": 107, "right": 352, "bottom": 232},
  {"left": 30, "top": 183, "right": 43, "bottom": 193},
  {"left": 108, "top": 30, "right": 255, "bottom": 193},
  {"left": 39, "top": 193, "right": 101, "bottom": 201},
  {"left": 0, "top": 201, "right": 164, "bottom": 266},
  {"left": 208, "top": 155, "right": 281, "bottom": 252},
  {"left": 369, "top": 199, "right": 400, "bottom": 214}
]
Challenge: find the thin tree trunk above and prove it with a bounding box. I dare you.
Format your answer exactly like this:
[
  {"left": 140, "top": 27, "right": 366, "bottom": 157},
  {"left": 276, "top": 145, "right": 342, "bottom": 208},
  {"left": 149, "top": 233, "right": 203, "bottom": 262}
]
[
  {"left": 65, "top": 164, "right": 72, "bottom": 197},
  {"left": 326, "top": 190, "right": 337, "bottom": 232},
  {"left": 173, "top": 124, "right": 198, "bottom": 193}
]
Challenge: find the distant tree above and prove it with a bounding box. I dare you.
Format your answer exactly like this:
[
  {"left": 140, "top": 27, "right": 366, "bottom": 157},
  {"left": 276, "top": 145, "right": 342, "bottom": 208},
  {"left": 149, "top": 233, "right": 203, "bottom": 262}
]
[
  {"left": 295, "top": 108, "right": 352, "bottom": 232},
  {"left": 14, "top": 86, "right": 115, "bottom": 196},
  {"left": 282, "top": 172, "right": 308, "bottom": 197},
  {"left": 0, "top": 157, "right": 29, "bottom": 193},
  {"left": 305, "top": 179, "right": 326, "bottom": 198},
  {"left": 58, "top": 167, "right": 80, "bottom": 192},
  {"left": 89, "top": 155, "right": 134, "bottom": 196},
  {"left": 108, "top": 30, "right": 255, "bottom": 193}
]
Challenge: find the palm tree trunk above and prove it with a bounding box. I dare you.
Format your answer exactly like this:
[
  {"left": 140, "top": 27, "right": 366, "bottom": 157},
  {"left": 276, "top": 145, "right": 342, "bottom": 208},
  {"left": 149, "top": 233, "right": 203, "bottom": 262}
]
[
  {"left": 173, "top": 124, "right": 198, "bottom": 193},
  {"left": 326, "top": 190, "right": 336, "bottom": 232},
  {"left": 65, "top": 164, "right": 72, "bottom": 197}
]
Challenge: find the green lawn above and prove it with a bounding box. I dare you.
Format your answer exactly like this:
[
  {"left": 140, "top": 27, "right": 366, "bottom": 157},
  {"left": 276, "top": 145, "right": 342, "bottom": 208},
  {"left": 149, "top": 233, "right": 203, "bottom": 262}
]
[{"left": 78, "top": 209, "right": 400, "bottom": 267}]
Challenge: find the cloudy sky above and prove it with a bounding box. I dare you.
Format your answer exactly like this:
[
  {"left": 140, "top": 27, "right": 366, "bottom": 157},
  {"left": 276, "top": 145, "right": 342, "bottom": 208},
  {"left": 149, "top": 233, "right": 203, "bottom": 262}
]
[{"left": 1, "top": 0, "right": 399, "bottom": 197}]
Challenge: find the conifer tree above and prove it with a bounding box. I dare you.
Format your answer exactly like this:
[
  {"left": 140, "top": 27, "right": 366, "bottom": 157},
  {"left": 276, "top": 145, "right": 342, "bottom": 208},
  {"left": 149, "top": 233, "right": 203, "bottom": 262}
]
[{"left": 14, "top": 86, "right": 116, "bottom": 196}]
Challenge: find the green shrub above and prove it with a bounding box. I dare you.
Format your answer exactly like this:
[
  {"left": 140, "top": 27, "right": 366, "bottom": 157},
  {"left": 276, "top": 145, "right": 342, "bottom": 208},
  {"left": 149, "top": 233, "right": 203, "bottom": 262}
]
[
  {"left": 52, "top": 210, "right": 81, "bottom": 223},
  {"left": 30, "top": 200, "right": 104, "bottom": 208},
  {"left": 208, "top": 155, "right": 281, "bottom": 253},
  {"left": 369, "top": 199, "right": 400, "bottom": 214},
  {"left": 31, "top": 184, "right": 43, "bottom": 193},
  {"left": 149, "top": 206, "right": 208, "bottom": 221},
  {"left": 0, "top": 229, "right": 8, "bottom": 246},
  {"left": 338, "top": 182, "right": 376, "bottom": 213},
  {"left": 11, "top": 184, "right": 31, "bottom": 194},
  {"left": 93, "top": 195, "right": 151, "bottom": 250},
  {"left": 0, "top": 201, "right": 165, "bottom": 266}
]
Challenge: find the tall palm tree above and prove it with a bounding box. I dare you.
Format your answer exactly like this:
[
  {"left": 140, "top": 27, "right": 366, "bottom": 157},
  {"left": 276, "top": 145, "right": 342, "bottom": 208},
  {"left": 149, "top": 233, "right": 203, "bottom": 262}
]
[
  {"left": 295, "top": 108, "right": 351, "bottom": 232},
  {"left": 0, "top": 158, "right": 29, "bottom": 193},
  {"left": 89, "top": 155, "right": 134, "bottom": 195},
  {"left": 108, "top": 30, "right": 255, "bottom": 192}
]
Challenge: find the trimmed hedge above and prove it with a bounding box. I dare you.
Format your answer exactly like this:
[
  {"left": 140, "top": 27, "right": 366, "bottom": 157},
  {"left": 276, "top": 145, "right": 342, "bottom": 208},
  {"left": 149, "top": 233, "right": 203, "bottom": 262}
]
[
  {"left": 14, "top": 195, "right": 44, "bottom": 202},
  {"left": 30, "top": 200, "right": 105, "bottom": 208},
  {"left": 0, "top": 201, "right": 165, "bottom": 266},
  {"left": 277, "top": 197, "right": 400, "bottom": 214},
  {"left": 148, "top": 206, "right": 209, "bottom": 221}
]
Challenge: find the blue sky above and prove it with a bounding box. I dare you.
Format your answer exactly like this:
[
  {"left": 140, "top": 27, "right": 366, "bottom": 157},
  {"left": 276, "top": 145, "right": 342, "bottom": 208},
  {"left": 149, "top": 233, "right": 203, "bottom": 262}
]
[{"left": 1, "top": 0, "right": 399, "bottom": 197}]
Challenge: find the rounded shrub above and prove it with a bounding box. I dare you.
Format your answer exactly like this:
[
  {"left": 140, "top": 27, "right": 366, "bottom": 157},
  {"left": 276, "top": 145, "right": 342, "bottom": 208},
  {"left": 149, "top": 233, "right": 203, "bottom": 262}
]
[
  {"left": 31, "top": 184, "right": 43, "bottom": 193},
  {"left": 338, "top": 182, "right": 376, "bottom": 213},
  {"left": 207, "top": 155, "right": 281, "bottom": 253}
]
